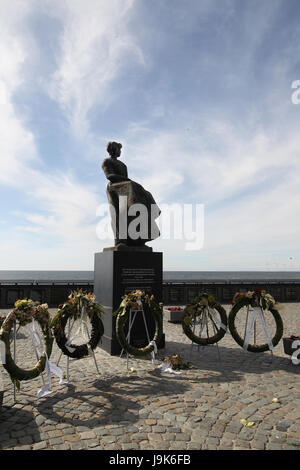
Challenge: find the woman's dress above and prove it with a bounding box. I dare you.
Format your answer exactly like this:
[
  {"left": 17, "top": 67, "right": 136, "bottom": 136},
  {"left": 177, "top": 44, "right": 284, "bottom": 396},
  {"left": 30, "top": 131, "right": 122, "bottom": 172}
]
[{"left": 102, "top": 157, "right": 160, "bottom": 246}]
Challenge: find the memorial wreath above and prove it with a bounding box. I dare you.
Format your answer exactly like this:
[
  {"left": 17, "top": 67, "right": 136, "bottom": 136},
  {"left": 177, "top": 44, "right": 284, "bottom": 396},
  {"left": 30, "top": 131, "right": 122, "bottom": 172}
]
[
  {"left": 51, "top": 290, "right": 105, "bottom": 359},
  {"left": 114, "top": 290, "right": 163, "bottom": 357},
  {"left": 183, "top": 293, "right": 228, "bottom": 345},
  {"left": 0, "top": 300, "right": 53, "bottom": 383},
  {"left": 228, "top": 289, "right": 284, "bottom": 352}
]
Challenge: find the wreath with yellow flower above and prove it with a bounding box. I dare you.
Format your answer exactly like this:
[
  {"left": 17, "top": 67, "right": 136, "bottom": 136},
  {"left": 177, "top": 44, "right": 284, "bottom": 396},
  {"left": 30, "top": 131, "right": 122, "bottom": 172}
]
[
  {"left": 51, "top": 290, "right": 104, "bottom": 359},
  {"left": 0, "top": 300, "right": 53, "bottom": 383},
  {"left": 182, "top": 293, "right": 228, "bottom": 345},
  {"left": 114, "top": 290, "right": 163, "bottom": 357},
  {"left": 228, "top": 289, "right": 283, "bottom": 352}
]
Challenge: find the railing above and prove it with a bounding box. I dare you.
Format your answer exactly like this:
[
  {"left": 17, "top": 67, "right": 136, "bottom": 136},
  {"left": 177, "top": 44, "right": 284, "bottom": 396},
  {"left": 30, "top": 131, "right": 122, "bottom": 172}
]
[{"left": 0, "top": 278, "right": 300, "bottom": 308}]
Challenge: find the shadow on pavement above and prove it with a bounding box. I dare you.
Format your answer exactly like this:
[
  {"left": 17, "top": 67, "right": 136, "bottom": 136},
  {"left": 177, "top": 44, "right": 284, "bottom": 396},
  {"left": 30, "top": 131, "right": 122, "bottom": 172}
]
[
  {"left": 0, "top": 406, "right": 40, "bottom": 449},
  {"left": 160, "top": 340, "right": 300, "bottom": 383},
  {"left": 31, "top": 372, "right": 190, "bottom": 429}
]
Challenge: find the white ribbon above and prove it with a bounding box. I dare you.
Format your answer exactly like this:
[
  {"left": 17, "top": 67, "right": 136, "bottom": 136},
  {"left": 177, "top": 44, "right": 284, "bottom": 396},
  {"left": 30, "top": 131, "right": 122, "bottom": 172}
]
[
  {"left": 208, "top": 307, "right": 227, "bottom": 332},
  {"left": 28, "top": 320, "right": 67, "bottom": 398},
  {"left": 256, "top": 307, "right": 274, "bottom": 351},
  {"left": 160, "top": 360, "right": 182, "bottom": 375},
  {"left": 65, "top": 305, "right": 92, "bottom": 355},
  {"left": 149, "top": 340, "right": 157, "bottom": 354},
  {"left": 193, "top": 308, "right": 227, "bottom": 338},
  {"left": 191, "top": 309, "right": 206, "bottom": 335},
  {"left": 243, "top": 307, "right": 274, "bottom": 351},
  {"left": 149, "top": 340, "right": 157, "bottom": 365},
  {"left": 199, "top": 310, "right": 207, "bottom": 336}
]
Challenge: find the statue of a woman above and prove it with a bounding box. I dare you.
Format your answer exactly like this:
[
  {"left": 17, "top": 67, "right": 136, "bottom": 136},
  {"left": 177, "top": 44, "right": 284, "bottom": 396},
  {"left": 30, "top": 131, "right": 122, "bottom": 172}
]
[{"left": 102, "top": 142, "right": 160, "bottom": 250}]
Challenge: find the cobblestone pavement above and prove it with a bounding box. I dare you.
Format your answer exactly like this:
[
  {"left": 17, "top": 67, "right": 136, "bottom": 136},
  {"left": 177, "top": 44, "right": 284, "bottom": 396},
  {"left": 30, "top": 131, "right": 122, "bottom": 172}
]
[{"left": 0, "top": 304, "right": 299, "bottom": 451}]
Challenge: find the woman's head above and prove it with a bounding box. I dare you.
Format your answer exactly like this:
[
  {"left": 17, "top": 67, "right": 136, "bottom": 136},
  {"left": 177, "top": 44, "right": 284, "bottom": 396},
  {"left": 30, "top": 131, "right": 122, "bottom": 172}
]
[{"left": 107, "top": 141, "right": 122, "bottom": 158}]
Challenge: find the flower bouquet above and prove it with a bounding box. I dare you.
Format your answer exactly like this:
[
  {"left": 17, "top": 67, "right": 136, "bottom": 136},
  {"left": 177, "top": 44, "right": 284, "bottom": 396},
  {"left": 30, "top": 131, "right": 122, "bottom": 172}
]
[
  {"left": 232, "top": 289, "right": 280, "bottom": 311},
  {"left": 162, "top": 353, "right": 190, "bottom": 371}
]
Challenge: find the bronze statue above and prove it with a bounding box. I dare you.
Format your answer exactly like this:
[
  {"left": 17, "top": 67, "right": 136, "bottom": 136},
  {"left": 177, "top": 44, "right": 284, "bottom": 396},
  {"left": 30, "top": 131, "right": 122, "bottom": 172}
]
[{"left": 102, "top": 142, "right": 160, "bottom": 250}]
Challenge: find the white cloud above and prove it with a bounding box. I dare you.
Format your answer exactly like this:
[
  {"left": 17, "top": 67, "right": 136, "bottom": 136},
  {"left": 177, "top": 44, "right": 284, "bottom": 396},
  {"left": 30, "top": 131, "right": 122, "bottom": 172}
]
[
  {"left": 125, "top": 115, "right": 300, "bottom": 270},
  {"left": 1, "top": 0, "right": 300, "bottom": 270},
  {"left": 46, "top": 0, "right": 144, "bottom": 137},
  {"left": 0, "top": 0, "right": 39, "bottom": 185},
  {"left": 0, "top": 2, "right": 113, "bottom": 269}
]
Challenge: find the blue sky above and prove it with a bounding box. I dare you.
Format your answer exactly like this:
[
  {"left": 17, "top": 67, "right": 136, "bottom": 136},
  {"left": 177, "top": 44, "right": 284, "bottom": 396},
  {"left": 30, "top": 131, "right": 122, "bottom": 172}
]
[{"left": 1, "top": 0, "right": 300, "bottom": 270}]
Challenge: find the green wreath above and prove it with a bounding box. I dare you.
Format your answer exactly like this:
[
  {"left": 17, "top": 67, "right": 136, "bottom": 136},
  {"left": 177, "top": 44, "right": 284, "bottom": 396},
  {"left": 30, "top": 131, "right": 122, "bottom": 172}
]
[
  {"left": 0, "top": 300, "right": 53, "bottom": 383},
  {"left": 228, "top": 291, "right": 284, "bottom": 352},
  {"left": 182, "top": 294, "right": 228, "bottom": 345},
  {"left": 115, "top": 291, "right": 163, "bottom": 357},
  {"left": 51, "top": 290, "right": 104, "bottom": 359}
]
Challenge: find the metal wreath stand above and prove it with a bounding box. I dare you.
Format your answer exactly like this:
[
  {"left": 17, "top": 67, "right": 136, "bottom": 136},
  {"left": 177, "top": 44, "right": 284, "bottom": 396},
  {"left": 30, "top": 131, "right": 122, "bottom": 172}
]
[
  {"left": 56, "top": 305, "right": 101, "bottom": 381},
  {"left": 189, "top": 304, "right": 275, "bottom": 362},
  {"left": 4, "top": 319, "right": 52, "bottom": 404},
  {"left": 189, "top": 306, "right": 225, "bottom": 362},
  {"left": 119, "top": 306, "right": 157, "bottom": 371},
  {"left": 241, "top": 304, "right": 274, "bottom": 361}
]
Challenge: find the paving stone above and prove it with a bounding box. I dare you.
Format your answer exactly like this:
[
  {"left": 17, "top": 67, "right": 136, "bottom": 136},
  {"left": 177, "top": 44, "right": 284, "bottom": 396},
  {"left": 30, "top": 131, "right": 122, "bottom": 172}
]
[
  {"left": 152, "top": 426, "right": 166, "bottom": 433},
  {"left": 175, "top": 433, "right": 191, "bottom": 441},
  {"left": 121, "top": 443, "right": 139, "bottom": 450},
  {"left": 71, "top": 441, "right": 87, "bottom": 450},
  {"left": 49, "top": 437, "right": 64, "bottom": 445},
  {"left": 286, "top": 438, "right": 300, "bottom": 447},
  {"left": 86, "top": 440, "right": 102, "bottom": 448},
  {"left": 0, "top": 305, "right": 299, "bottom": 451},
  {"left": 80, "top": 431, "right": 96, "bottom": 440},
  {"left": 35, "top": 416, "right": 46, "bottom": 426},
  {"left": 266, "top": 443, "right": 284, "bottom": 450},
  {"left": 32, "top": 441, "right": 48, "bottom": 450},
  {"left": 18, "top": 436, "right": 33, "bottom": 445},
  {"left": 63, "top": 434, "right": 81, "bottom": 442},
  {"left": 206, "top": 437, "right": 220, "bottom": 445},
  {"left": 239, "top": 428, "right": 255, "bottom": 441},
  {"left": 260, "top": 423, "right": 273, "bottom": 430},
  {"left": 99, "top": 436, "right": 117, "bottom": 444},
  {"left": 48, "top": 430, "right": 63, "bottom": 438},
  {"left": 250, "top": 440, "right": 265, "bottom": 450},
  {"left": 62, "top": 428, "right": 75, "bottom": 435},
  {"left": 233, "top": 439, "right": 251, "bottom": 449},
  {"left": 52, "top": 444, "right": 71, "bottom": 450}
]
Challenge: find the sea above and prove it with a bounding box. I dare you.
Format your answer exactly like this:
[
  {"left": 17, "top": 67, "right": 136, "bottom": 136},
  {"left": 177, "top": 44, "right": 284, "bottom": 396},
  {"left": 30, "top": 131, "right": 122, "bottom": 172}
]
[{"left": 1, "top": 270, "right": 300, "bottom": 282}]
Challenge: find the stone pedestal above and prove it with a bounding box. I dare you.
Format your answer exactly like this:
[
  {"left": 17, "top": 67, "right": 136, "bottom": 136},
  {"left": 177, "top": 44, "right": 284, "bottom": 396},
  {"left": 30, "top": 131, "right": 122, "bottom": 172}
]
[{"left": 94, "top": 250, "right": 165, "bottom": 355}]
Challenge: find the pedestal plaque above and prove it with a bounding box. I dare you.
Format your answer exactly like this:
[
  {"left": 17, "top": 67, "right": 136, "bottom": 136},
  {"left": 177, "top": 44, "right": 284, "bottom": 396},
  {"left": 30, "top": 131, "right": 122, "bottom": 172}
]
[{"left": 94, "top": 250, "right": 165, "bottom": 355}]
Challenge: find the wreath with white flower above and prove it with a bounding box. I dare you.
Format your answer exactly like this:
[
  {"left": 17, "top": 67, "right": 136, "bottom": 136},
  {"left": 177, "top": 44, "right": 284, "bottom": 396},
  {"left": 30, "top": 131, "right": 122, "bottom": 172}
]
[
  {"left": 51, "top": 290, "right": 104, "bottom": 359},
  {"left": 228, "top": 289, "right": 284, "bottom": 352},
  {"left": 0, "top": 300, "right": 53, "bottom": 383},
  {"left": 115, "top": 290, "right": 163, "bottom": 357},
  {"left": 182, "top": 293, "right": 228, "bottom": 345}
]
